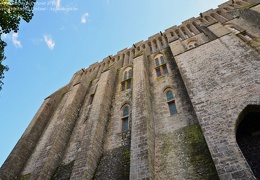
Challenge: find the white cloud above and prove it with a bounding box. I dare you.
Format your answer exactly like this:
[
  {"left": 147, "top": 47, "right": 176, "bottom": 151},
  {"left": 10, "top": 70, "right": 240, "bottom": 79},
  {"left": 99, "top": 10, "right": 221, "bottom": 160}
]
[
  {"left": 2, "top": 33, "right": 9, "bottom": 40},
  {"left": 81, "top": 12, "right": 89, "bottom": 24},
  {"left": 12, "top": 33, "right": 22, "bottom": 48},
  {"left": 43, "top": 35, "right": 55, "bottom": 50}
]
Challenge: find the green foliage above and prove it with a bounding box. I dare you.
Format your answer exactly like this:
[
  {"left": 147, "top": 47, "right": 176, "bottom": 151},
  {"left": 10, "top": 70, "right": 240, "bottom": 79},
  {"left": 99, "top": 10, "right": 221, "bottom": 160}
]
[
  {"left": 0, "top": 0, "right": 36, "bottom": 90},
  {"left": 0, "top": 38, "right": 8, "bottom": 90}
]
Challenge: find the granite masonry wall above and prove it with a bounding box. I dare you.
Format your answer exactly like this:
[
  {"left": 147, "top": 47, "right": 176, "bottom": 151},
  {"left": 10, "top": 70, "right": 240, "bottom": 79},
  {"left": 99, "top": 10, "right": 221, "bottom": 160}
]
[
  {"left": 1, "top": 1, "right": 259, "bottom": 180},
  {"left": 172, "top": 33, "right": 260, "bottom": 179}
]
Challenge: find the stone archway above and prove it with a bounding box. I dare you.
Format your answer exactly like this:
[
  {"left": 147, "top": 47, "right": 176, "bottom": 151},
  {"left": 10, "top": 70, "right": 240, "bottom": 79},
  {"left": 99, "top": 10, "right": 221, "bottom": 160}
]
[{"left": 236, "top": 105, "right": 260, "bottom": 179}]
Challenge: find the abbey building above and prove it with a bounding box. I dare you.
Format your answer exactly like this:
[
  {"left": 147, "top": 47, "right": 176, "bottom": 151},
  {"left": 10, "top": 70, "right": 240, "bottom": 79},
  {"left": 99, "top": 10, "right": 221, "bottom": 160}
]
[{"left": 1, "top": 0, "right": 260, "bottom": 179}]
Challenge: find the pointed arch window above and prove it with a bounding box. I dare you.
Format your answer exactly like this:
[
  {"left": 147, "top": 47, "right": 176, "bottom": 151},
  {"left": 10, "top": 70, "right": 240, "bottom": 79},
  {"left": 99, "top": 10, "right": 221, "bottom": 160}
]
[
  {"left": 165, "top": 90, "right": 177, "bottom": 115},
  {"left": 121, "top": 67, "right": 133, "bottom": 91},
  {"left": 154, "top": 55, "right": 168, "bottom": 77}
]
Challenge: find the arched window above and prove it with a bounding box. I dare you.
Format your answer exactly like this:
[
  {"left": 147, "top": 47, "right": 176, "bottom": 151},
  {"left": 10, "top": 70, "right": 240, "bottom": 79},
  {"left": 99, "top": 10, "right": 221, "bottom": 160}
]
[
  {"left": 236, "top": 105, "right": 260, "bottom": 179},
  {"left": 122, "top": 106, "right": 130, "bottom": 132},
  {"left": 187, "top": 40, "right": 199, "bottom": 49},
  {"left": 154, "top": 55, "right": 168, "bottom": 77},
  {"left": 121, "top": 67, "right": 133, "bottom": 91},
  {"left": 165, "top": 90, "right": 177, "bottom": 115}
]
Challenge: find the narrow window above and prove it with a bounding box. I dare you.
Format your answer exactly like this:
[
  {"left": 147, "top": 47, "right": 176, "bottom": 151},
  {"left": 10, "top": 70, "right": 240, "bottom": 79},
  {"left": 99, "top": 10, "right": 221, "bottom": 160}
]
[
  {"left": 166, "top": 91, "right": 174, "bottom": 101},
  {"left": 122, "top": 106, "right": 129, "bottom": 132},
  {"left": 122, "top": 118, "right": 129, "bottom": 132},
  {"left": 156, "top": 68, "right": 162, "bottom": 77},
  {"left": 161, "top": 41, "right": 164, "bottom": 49},
  {"left": 150, "top": 46, "right": 153, "bottom": 54},
  {"left": 121, "top": 83, "right": 125, "bottom": 91},
  {"left": 163, "top": 65, "right": 168, "bottom": 74},
  {"left": 124, "top": 71, "right": 127, "bottom": 80},
  {"left": 155, "top": 58, "right": 159, "bottom": 67},
  {"left": 155, "top": 44, "right": 159, "bottom": 52},
  {"left": 160, "top": 56, "right": 165, "bottom": 64},
  {"left": 123, "top": 107, "right": 129, "bottom": 116},
  {"left": 168, "top": 101, "right": 177, "bottom": 115},
  {"left": 129, "top": 69, "right": 132, "bottom": 78},
  {"left": 166, "top": 91, "right": 177, "bottom": 115},
  {"left": 127, "top": 80, "right": 131, "bottom": 89}
]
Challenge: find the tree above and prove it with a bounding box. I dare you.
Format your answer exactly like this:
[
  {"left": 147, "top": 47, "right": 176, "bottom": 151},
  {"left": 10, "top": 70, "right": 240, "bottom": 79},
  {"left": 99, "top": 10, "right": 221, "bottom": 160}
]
[{"left": 0, "top": 0, "right": 36, "bottom": 90}]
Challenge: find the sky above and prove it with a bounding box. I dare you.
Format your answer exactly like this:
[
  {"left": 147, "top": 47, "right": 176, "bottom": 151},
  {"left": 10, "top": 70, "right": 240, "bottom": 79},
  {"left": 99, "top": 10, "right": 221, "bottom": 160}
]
[{"left": 0, "top": 0, "right": 227, "bottom": 167}]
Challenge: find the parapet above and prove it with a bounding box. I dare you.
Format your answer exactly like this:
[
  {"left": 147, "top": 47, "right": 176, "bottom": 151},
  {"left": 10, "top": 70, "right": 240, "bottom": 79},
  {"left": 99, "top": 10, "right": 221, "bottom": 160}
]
[{"left": 73, "top": 0, "right": 255, "bottom": 76}]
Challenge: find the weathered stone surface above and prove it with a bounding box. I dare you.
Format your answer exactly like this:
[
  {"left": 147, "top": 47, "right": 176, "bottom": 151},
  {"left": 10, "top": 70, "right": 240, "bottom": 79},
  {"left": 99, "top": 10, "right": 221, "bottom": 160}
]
[{"left": 1, "top": 1, "right": 259, "bottom": 180}]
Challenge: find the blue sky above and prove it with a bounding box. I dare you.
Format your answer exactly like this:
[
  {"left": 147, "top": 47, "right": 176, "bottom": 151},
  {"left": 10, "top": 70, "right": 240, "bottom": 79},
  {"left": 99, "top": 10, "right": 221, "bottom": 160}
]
[{"left": 0, "top": 0, "right": 227, "bottom": 166}]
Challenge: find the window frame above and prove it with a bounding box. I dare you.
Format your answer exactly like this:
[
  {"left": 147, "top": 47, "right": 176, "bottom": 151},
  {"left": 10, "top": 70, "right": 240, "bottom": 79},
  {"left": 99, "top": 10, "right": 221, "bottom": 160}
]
[
  {"left": 154, "top": 55, "right": 168, "bottom": 77},
  {"left": 165, "top": 89, "right": 177, "bottom": 116},
  {"left": 121, "top": 67, "right": 133, "bottom": 91},
  {"left": 121, "top": 105, "right": 130, "bottom": 133}
]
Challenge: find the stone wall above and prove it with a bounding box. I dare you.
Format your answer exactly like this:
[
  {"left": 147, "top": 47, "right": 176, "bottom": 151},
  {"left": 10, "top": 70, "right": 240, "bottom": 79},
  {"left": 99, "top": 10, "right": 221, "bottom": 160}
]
[
  {"left": 148, "top": 47, "right": 218, "bottom": 179},
  {"left": 173, "top": 34, "right": 260, "bottom": 179},
  {"left": 70, "top": 67, "right": 117, "bottom": 180},
  {"left": 130, "top": 54, "right": 155, "bottom": 179},
  {"left": 1, "top": 2, "right": 259, "bottom": 180}
]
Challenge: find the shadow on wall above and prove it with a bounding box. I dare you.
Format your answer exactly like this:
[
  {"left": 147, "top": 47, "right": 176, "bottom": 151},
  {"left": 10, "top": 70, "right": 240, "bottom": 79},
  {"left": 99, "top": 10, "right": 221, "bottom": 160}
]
[{"left": 236, "top": 105, "right": 260, "bottom": 179}]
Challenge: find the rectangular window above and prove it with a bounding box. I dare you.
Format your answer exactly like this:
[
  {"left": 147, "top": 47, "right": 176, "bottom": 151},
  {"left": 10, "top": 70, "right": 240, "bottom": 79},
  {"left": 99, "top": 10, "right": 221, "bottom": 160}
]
[
  {"left": 150, "top": 46, "right": 153, "bottom": 54},
  {"left": 160, "top": 56, "right": 165, "bottom": 64},
  {"left": 156, "top": 68, "right": 161, "bottom": 77},
  {"left": 127, "top": 80, "right": 131, "bottom": 89},
  {"left": 121, "top": 83, "right": 125, "bottom": 91},
  {"left": 155, "top": 58, "right": 159, "bottom": 67},
  {"left": 155, "top": 44, "right": 159, "bottom": 52},
  {"left": 122, "top": 118, "right": 128, "bottom": 132},
  {"left": 163, "top": 65, "right": 168, "bottom": 74},
  {"left": 161, "top": 41, "right": 164, "bottom": 49},
  {"left": 124, "top": 72, "right": 127, "bottom": 80},
  {"left": 129, "top": 70, "right": 132, "bottom": 78},
  {"left": 168, "top": 101, "right": 177, "bottom": 115}
]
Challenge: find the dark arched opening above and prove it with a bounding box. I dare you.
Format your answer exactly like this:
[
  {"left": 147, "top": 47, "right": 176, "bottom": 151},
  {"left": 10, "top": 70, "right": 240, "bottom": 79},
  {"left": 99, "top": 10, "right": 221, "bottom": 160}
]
[{"left": 236, "top": 106, "right": 260, "bottom": 179}]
